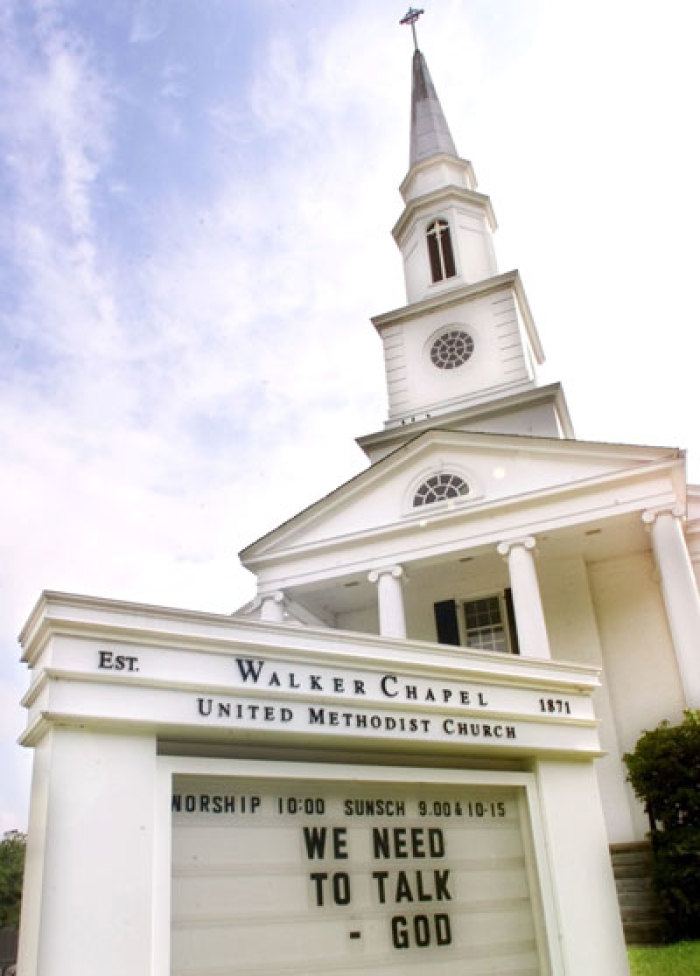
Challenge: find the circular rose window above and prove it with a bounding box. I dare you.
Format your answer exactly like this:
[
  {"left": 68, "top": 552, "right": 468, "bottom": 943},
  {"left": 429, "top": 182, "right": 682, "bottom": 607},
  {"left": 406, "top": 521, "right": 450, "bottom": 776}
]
[{"left": 430, "top": 329, "right": 474, "bottom": 369}]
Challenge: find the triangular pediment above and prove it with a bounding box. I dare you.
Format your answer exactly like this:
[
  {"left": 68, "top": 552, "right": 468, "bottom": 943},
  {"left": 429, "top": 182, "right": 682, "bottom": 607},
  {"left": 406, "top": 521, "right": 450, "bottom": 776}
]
[{"left": 240, "top": 430, "right": 681, "bottom": 568}]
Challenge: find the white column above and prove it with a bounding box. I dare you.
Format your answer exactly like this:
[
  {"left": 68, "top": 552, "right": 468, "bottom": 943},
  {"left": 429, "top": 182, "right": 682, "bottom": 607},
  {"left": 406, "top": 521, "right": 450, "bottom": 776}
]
[
  {"left": 368, "top": 566, "right": 406, "bottom": 639},
  {"left": 259, "top": 590, "right": 285, "bottom": 622},
  {"left": 497, "top": 536, "right": 550, "bottom": 659},
  {"left": 643, "top": 507, "right": 700, "bottom": 706}
]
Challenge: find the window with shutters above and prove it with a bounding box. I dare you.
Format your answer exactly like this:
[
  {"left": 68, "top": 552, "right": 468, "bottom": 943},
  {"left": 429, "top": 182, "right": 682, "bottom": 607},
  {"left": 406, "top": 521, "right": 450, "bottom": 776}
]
[
  {"left": 434, "top": 592, "right": 519, "bottom": 654},
  {"left": 426, "top": 218, "right": 456, "bottom": 283}
]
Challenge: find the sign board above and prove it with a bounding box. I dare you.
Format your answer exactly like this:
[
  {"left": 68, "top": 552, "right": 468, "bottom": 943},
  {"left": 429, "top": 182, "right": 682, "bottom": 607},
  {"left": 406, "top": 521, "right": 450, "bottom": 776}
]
[{"left": 172, "top": 775, "right": 548, "bottom": 975}]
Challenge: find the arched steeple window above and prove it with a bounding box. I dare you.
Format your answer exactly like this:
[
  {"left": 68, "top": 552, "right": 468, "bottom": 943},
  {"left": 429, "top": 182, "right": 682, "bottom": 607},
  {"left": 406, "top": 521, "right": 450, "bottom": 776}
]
[{"left": 426, "top": 219, "right": 456, "bottom": 283}]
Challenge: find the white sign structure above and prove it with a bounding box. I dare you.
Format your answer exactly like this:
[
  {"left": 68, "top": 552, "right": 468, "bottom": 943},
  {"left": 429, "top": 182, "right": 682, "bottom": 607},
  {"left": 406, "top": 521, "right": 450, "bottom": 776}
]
[{"left": 16, "top": 593, "right": 629, "bottom": 975}]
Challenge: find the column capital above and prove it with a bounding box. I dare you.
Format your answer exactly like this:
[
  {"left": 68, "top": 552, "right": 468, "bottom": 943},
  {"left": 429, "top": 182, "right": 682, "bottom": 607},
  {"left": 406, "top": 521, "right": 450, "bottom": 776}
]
[
  {"left": 258, "top": 589, "right": 285, "bottom": 604},
  {"left": 258, "top": 590, "right": 286, "bottom": 622},
  {"left": 642, "top": 505, "right": 685, "bottom": 527},
  {"left": 368, "top": 565, "right": 405, "bottom": 584},
  {"left": 496, "top": 535, "right": 536, "bottom": 557}
]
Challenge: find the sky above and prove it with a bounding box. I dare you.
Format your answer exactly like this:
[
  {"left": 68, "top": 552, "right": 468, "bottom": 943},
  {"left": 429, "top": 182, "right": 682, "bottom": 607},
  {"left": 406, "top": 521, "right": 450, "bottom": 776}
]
[{"left": 2, "top": 0, "right": 700, "bottom": 833}]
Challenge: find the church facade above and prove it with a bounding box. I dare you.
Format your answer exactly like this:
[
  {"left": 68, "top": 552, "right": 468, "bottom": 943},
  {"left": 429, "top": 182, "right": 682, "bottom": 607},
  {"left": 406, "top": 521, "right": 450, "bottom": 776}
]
[{"left": 15, "top": 34, "right": 700, "bottom": 976}]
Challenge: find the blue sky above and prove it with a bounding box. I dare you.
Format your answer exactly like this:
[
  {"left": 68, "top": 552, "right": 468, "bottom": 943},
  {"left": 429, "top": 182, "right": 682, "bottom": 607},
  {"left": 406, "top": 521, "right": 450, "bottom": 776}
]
[{"left": 2, "top": 0, "right": 700, "bottom": 832}]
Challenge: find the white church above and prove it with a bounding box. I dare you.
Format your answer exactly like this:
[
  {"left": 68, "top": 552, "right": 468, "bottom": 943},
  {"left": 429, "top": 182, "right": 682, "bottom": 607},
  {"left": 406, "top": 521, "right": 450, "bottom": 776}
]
[
  {"left": 15, "top": 25, "right": 700, "bottom": 976},
  {"left": 238, "top": 38, "right": 700, "bottom": 841}
]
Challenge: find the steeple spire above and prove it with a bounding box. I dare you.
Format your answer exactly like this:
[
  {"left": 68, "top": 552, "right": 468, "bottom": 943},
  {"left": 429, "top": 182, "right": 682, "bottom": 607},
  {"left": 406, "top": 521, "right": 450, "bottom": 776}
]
[{"left": 403, "top": 15, "right": 458, "bottom": 167}]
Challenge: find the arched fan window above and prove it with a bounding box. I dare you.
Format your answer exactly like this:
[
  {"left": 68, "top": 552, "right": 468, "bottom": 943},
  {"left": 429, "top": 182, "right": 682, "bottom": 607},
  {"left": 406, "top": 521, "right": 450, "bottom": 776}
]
[
  {"left": 413, "top": 473, "right": 469, "bottom": 507},
  {"left": 426, "top": 219, "right": 456, "bottom": 283}
]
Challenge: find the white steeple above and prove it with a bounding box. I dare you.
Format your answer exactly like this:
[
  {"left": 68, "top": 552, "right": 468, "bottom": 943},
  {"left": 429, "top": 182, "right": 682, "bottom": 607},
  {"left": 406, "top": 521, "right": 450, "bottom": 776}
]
[
  {"left": 397, "top": 48, "right": 498, "bottom": 304},
  {"left": 357, "top": 29, "right": 573, "bottom": 462}
]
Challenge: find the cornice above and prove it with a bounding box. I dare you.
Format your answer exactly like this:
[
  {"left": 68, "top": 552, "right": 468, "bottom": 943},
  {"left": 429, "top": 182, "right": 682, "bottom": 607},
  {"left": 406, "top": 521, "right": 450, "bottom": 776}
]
[
  {"left": 392, "top": 183, "right": 497, "bottom": 243},
  {"left": 398, "top": 153, "right": 477, "bottom": 200},
  {"left": 18, "top": 590, "right": 601, "bottom": 691},
  {"left": 371, "top": 269, "right": 544, "bottom": 366},
  {"left": 356, "top": 383, "right": 574, "bottom": 454},
  {"left": 372, "top": 273, "right": 518, "bottom": 329}
]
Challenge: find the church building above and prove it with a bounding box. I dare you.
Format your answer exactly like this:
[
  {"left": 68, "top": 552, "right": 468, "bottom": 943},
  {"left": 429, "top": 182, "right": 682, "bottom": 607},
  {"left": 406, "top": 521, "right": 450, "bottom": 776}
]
[
  {"left": 239, "top": 36, "right": 700, "bottom": 847},
  {"left": 15, "top": 20, "right": 700, "bottom": 976}
]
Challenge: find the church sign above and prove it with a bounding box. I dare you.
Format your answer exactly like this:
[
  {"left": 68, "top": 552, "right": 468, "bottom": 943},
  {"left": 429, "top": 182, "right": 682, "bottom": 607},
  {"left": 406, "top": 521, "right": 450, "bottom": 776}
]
[{"left": 16, "top": 594, "right": 626, "bottom": 975}]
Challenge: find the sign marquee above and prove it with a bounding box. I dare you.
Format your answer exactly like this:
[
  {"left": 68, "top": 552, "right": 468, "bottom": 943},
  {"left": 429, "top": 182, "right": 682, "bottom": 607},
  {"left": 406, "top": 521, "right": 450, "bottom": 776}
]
[{"left": 171, "top": 775, "right": 548, "bottom": 975}]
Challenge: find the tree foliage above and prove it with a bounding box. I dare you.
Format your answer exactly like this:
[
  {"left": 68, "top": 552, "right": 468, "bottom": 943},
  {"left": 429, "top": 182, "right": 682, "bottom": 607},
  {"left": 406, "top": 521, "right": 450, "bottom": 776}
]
[
  {"left": 0, "top": 830, "right": 25, "bottom": 930},
  {"left": 624, "top": 711, "right": 700, "bottom": 940}
]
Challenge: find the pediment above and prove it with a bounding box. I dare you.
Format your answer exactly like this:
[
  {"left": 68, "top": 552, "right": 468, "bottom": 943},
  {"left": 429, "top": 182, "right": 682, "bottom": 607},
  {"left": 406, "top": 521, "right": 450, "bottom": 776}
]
[{"left": 240, "top": 430, "right": 681, "bottom": 566}]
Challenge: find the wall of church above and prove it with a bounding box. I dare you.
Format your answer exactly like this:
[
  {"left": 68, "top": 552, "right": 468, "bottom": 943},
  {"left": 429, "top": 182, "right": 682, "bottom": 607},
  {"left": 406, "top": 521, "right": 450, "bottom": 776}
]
[
  {"left": 335, "top": 604, "right": 378, "bottom": 635},
  {"left": 588, "top": 551, "right": 686, "bottom": 750},
  {"left": 454, "top": 401, "right": 563, "bottom": 439},
  {"left": 587, "top": 551, "right": 687, "bottom": 839},
  {"left": 538, "top": 556, "right": 642, "bottom": 841},
  {"left": 453, "top": 206, "right": 498, "bottom": 287}
]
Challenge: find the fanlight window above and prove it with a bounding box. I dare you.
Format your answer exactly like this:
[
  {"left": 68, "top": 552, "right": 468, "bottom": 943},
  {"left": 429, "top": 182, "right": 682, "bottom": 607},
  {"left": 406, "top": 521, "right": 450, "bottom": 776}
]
[
  {"left": 426, "top": 218, "right": 456, "bottom": 283},
  {"left": 413, "top": 473, "right": 469, "bottom": 507}
]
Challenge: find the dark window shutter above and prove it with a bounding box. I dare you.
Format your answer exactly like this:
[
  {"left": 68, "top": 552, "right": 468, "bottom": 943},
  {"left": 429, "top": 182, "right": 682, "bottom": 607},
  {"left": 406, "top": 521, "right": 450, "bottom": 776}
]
[
  {"left": 503, "top": 587, "right": 520, "bottom": 655},
  {"left": 434, "top": 599, "right": 460, "bottom": 646}
]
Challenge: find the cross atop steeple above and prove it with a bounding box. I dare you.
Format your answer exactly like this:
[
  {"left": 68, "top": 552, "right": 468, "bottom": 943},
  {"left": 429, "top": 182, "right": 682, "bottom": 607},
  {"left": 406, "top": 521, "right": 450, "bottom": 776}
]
[{"left": 399, "top": 7, "right": 425, "bottom": 51}]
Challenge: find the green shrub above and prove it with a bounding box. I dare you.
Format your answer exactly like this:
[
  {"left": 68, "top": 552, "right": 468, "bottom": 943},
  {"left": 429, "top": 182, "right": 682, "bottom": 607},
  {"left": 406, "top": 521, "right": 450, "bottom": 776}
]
[
  {"left": 624, "top": 711, "right": 700, "bottom": 940},
  {"left": 0, "top": 830, "right": 26, "bottom": 929}
]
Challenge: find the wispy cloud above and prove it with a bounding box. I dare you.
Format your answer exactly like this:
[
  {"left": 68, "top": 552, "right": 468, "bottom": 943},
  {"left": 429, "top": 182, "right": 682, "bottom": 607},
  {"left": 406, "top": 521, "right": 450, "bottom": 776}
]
[
  {"left": 1, "top": 0, "right": 116, "bottom": 375},
  {"left": 130, "top": 0, "right": 168, "bottom": 44}
]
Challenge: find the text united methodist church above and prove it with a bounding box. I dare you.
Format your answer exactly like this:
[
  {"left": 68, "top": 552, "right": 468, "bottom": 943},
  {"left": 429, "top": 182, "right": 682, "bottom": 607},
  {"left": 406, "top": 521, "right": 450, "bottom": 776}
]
[{"left": 15, "top": 16, "right": 700, "bottom": 976}]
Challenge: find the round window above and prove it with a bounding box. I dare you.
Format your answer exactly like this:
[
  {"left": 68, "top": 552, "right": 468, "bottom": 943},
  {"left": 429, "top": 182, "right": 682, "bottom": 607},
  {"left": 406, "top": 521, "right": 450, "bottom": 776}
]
[{"left": 430, "top": 329, "right": 474, "bottom": 369}]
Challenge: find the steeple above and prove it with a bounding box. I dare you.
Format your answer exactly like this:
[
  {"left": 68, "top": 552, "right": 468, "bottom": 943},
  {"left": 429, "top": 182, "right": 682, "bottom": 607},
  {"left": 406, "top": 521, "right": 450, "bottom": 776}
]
[
  {"left": 356, "top": 21, "right": 573, "bottom": 461},
  {"left": 409, "top": 48, "right": 458, "bottom": 167},
  {"left": 393, "top": 37, "right": 495, "bottom": 305}
]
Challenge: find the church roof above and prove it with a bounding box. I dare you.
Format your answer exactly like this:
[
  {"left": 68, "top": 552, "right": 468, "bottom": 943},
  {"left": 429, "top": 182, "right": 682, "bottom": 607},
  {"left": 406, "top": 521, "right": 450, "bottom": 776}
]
[{"left": 409, "top": 49, "right": 458, "bottom": 166}]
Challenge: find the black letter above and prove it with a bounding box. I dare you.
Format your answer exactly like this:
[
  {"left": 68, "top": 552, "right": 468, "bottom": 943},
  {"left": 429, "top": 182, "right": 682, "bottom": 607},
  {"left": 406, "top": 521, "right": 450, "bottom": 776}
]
[
  {"left": 372, "top": 829, "right": 390, "bottom": 859},
  {"left": 436, "top": 913, "right": 452, "bottom": 945},
  {"left": 372, "top": 871, "right": 389, "bottom": 904},
  {"left": 332, "top": 828, "right": 348, "bottom": 859},
  {"left": 235, "top": 659, "right": 264, "bottom": 683},
  {"left": 309, "top": 872, "right": 327, "bottom": 906},
  {"left": 434, "top": 870, "right": 451, "bottom": 901},
  {"left": 303, "top": 827, "right": 328, "bottom": 859},
  {"left": 332, "top": 873, "right": 351, "bottom": 905},
  {"left": 391, "top": 916, "right": 409, "bottom": 949}
]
